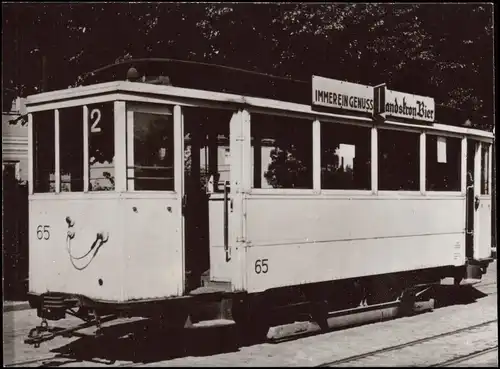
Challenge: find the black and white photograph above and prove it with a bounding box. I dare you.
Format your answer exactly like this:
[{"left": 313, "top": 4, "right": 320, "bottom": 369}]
[{"left": 2, "top": 2, "right": 497, "bottom": 366}]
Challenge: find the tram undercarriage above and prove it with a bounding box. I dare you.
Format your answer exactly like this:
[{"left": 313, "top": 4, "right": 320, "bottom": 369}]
[{"left": 25, "top": 259, "right": 491, "bottom": 348}]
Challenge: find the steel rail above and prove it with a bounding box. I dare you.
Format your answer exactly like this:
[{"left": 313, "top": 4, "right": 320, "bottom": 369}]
[
  {"left": 431, "top": 345, "right": 498, "bottom": 367},
  {"left": 316, "top": 319, "right": 498, "bottom": 367}
]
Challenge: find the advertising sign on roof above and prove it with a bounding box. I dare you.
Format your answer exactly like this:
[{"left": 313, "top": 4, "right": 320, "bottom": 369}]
[
  {"left": 312, "top": 75, "right": 374, "bottom": 114},
  {"left": 313, "top": 75, "right": 435, "bottom": 123},
  {"left": 385, "top": 88, "right": 435, "bottom": 123}
]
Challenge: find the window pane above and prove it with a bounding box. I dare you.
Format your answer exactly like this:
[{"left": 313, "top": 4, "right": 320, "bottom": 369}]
[
  {"left": 182, "top": 108, "right": 232, "bottom": 194},
  {"left": 3, "top": 162, "right": 19, "bottom": 182},
  {"left": 481, "top": 143, "right": 490, "bottom": 195},
  {"left": 59, "top": 107, "right": 84, "bottom": 192},
  {"left": 426, "top": 135, "right": 461, "bottom": 192},
  {"left": 132, "top": 112, "right": 174, "bottom": 191},
  {"left": 321, "top": 123, "right": 371, "bottom": 190},
  {"left": 379, "top": 129, "right": 420, "bottom": 191},
  {"left": 251, "top": 114, "right": 313, "bottom": 189},
  {"left": 33, "top": 110, "right": 55, "bottom": 193},
  {"left": 88, "top": 103, "right": 115, "bottom": 191}
]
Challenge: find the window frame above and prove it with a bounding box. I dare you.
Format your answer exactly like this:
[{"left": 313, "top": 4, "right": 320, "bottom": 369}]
[
  {"left": 57, "top": 106, "right": 87, "bottom": 193},
  {"left": 29, "top": 101, "right": 125, "bottom": 197},
  {"left": 2, "top": 161, "right": 21, "bottom": 181},
  {"left": 488, "top": 141, "right": 493, "bottom": 197},
  {"left": 25, "top": 89, "right": 493, "bottom": 200},
  {"left": 31, "top": 109, "right": 57, "bottom": 194},
  {"left": 126, "top": 103, "right": 177, "bottom": 193},
  {"left": 85, "top": 102, "right": 119, "bottom": 193},
  {"left": 480, "top": 141, "right": 491, "bottom": 195},
  {"left": 377, "top": 125, "right": 422, "bottom": 194},
  {"left": 248, "top": 111, "right": 316, "bottom": 193},
  {"left": 319, "top": 119, "right": 373, "bottom": 193},
  {"left": 424, "top": 130, "right": 464, "bottom": 195}
]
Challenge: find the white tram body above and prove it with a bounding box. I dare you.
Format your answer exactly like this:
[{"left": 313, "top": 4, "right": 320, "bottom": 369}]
[{"left": 25, "top": 76, "right": 494, "bottom": 338}]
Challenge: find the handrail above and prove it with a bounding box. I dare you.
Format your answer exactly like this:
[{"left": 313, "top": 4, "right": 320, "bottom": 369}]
[{"left": 223, "top": 180, "right": 231, "bottom": 262}]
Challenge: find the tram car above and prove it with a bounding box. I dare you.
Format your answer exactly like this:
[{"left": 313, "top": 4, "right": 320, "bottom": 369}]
[{"left": 25, "top": 59, "right": 494, "bottom": 347}]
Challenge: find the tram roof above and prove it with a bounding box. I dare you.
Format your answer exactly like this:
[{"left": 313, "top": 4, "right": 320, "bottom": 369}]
[{"left": 26, "top": 80, "right": 493, "bottom": 140}]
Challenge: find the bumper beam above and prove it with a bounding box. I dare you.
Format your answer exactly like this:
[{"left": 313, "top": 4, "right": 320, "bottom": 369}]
[{"left": 24, "top": 314, "right": 117, "bottom": 348}]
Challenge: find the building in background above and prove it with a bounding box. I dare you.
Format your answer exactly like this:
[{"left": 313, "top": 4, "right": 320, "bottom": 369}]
[
  {"left": 2, "top": 97, "right": 28, "bottom": 182},
  {"left": 2, "top": 97, "right": 29, "bottom": 300}
]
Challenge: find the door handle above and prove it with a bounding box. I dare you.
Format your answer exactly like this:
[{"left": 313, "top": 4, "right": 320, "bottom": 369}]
[
  {"left": 181, "top": 194, "right": 187, "bottom": 215},
  {"left": 223, "top": 181, "right": 231, "bottom": 262},
  {"left": 474, "top": 195, "right": 480, "bottom": 210}
]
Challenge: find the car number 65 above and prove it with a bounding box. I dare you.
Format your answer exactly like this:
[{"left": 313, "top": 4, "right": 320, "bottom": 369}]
[
  {"left": 36, "top": 225, "right": 50, "bottom": 240},
  {"left": 254, "top": 259, "right": 268, "bottom": 274}
]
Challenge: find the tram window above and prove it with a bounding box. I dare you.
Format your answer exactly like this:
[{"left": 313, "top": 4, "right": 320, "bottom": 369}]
[
  {"left": 426, "top": 135, "right": 461, "bottom": 192},
  {"left": 33, "top": 110, "right": 56, "bottom": 193},
  {"left": 88, "top": 103, "right": 115, "bottom": 191},
  {"left": 321, "top": 123, "right": 371, "bottom": 190},
  {"left": 184, "top": 108, "right": 232, "bottom": 194},
  {"left": 251, "top": 114, "right": 313, "bottom": 189},
  {"left": 200, "top": 143, "right": 231, "bottom": 193},
  {"left": 378, "top": 129, "right": 420, "bottom": 191},
  {"left": 131, "top": 112, "right": 174, "bottom": 191},
  {"left": 481, "top": 143, "right": 490, "bottom": 195},
  {"left": 59, "top": 107, "right": 84, "bottom": 192}
]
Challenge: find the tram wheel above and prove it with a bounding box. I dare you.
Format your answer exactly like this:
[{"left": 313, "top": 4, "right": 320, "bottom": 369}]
[
  {"left": 366, "top": 275, "right": 401, "bottom": 305},
  {"left": 232, "top": 296, "right": 270, "bottom": 346},
  {"left": 311, "top": 300, "right": 330, "bottom": 331}
]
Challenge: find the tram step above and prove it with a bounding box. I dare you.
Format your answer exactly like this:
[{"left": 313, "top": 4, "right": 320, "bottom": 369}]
[
  {"left": 441, "top": 278, "right": 482, "bottom": 286},
  {"left": 200, "top": 269, "right": 210, "bottom": 286},
  {"left": 189, "top": 282, "right": 232, "bottom": 295},
  {"left": 459, "top": 278, "right": 482, "bottom": 286}
]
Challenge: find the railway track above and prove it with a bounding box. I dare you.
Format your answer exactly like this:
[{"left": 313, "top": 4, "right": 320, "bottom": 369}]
[
  {"left": 6, "top": 355, "right": 64, "bottom": 367},
  {"left": 6, "top": 355, "right": 116, "bottom": 367},
  {"left": 7, "top": 319, "right": 497, "bottom": 368},
  {"left": 317, "top": 319, "right": 498, "bottom": 367},
  {"left": 431, "top": 345, "right": 498, "bottom": 367}
]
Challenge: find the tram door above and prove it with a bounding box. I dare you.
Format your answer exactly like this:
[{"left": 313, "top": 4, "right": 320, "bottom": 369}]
[
  {"left": 183, "top": 107, "right": 232, "bottom": 292},
  {"left": 492, "top": 137, "right": 496, "bottom": 253},
  {"left": 476, "top": 141, "right": 492, "bottom": 259},
  {"left": 465, "top": 140, "right": 476, "bottom": 259}
]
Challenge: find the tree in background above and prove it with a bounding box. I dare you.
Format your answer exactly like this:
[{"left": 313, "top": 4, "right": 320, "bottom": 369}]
[
  {"left": 3, "top": 3, "right": 493, "bottom": 121},
  {"left": 2, "top": 3, "right": 494, "bottom": 189}
]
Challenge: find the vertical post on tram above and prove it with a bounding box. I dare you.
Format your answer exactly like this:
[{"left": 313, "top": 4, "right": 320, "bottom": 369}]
[
  {"left": 223, "top": 181, "right": 230, "bottom": 262},
  {"left": 492, "top": 125, "right": 496, "bottom": 257},
  {"left": 28, "top": 113, "right": 34, "bottom": 195},
  {"left": 229, "top": 109, "right": 250, "bottom": 291},
  {"left": 113, "top": 101, "right": 127, "bottom": 192}
]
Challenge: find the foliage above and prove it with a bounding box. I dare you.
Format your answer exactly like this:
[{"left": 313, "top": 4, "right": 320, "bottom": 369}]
[
  {"left": 3, "top": 3, "right": 493, "bottom": 117},
  {"left": 2, "top": 3, "right": 493, "bottom": 187},
  {"left": 264, "top": 145, "right": 311, "bottom": 189},
  {"left": 258, "top": 116, "right": 313, "bottom": 189}
]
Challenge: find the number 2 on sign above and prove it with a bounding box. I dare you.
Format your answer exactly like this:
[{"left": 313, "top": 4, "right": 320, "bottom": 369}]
[
  {"left": 90, "top": 109, "right": 102, "bottom": 133},
  {"left": 254, "top": 259, "right": 268, "bottom": 274}
]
